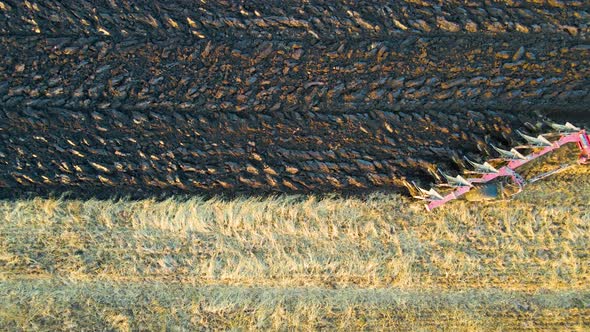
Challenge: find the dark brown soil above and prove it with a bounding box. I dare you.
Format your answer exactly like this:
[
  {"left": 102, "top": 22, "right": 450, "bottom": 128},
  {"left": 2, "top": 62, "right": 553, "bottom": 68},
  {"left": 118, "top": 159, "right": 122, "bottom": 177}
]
[{"left": 0, "top": 0, "right": 589, "bottom": 200}]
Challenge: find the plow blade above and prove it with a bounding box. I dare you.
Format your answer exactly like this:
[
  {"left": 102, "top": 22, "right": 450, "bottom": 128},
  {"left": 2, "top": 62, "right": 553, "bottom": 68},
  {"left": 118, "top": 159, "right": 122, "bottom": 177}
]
[
  {"left": 439, "top": 170, "right": 472, "bottom": 187},
  {"left": 490, "top": 144, "right": 527, "bottom": 160},
  {"left": 547, "top": 121, "right": 580, "bottom": 133},
  {"left": 414, "top": 186, "right": 444, "bottom": 201},
  {"left": 516, "top": 130, "right": 552, "bottom": 147},
  {"left": 464, "top": 157, "right": 499, "bottom": 174}
]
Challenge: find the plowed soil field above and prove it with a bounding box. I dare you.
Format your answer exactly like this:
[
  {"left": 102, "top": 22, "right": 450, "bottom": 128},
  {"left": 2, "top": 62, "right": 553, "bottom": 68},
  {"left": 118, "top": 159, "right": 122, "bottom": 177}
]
[{"left": 1, "top": 0, "right": 589, "bottom": 199}]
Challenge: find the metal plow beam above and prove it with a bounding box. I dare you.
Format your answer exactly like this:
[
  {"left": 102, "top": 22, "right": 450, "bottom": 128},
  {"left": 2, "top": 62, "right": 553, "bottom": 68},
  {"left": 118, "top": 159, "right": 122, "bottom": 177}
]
[{"left": 418, "top": 125, "right": 590, "bottom": 211}]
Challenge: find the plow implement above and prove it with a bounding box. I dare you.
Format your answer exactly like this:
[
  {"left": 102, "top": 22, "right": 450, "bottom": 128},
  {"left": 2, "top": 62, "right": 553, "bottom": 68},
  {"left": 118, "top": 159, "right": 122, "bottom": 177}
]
[{"left": 410, "top": 122, "right": 590, "bottom": 211}]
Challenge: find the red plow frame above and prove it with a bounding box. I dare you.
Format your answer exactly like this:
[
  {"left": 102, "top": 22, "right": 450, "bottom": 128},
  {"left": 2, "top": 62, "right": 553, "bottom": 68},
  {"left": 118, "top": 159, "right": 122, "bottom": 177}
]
[{"left": 413, "top": 123, "right": 590, "bottom": 211}]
